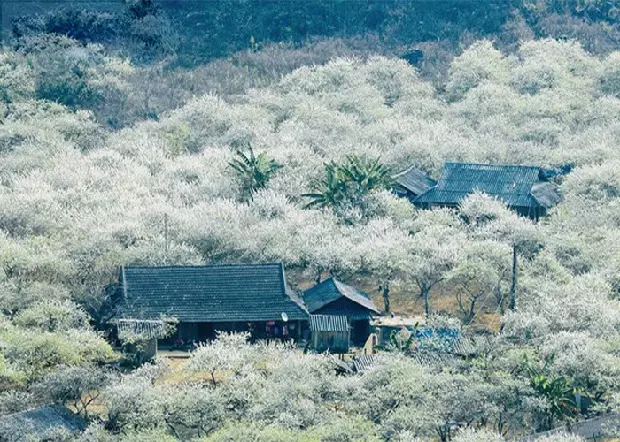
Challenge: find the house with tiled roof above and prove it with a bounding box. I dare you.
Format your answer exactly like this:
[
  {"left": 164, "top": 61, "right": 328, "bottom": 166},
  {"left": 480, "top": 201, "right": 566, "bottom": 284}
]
[
  {"left": 112, "top": 263, "right": 309, "bottom": 343},
  {"left": 413, "top": 162, "right": 563, "bottom": 219}
]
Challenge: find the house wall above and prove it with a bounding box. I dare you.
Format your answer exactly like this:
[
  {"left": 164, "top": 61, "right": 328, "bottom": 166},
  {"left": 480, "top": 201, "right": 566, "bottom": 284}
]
[
  {"left": 312, "top": 330, "right": 349, "bottom": 353},
  {"left": 168, "top": 320, "right": 307, "bottom": 345},
  {"left": 313, "top": 298, "right": 374, "bottom": 345},
  {"left": 514, "top": 205, "right": 545, "bottom": 221}
]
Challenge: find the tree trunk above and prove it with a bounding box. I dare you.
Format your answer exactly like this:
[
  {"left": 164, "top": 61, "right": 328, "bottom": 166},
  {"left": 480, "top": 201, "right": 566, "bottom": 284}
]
[
  {"left": 423, "top": 284, "right": 430, "bottom": 316},
  {"left": 466, "top": 295, "right": 478, "bottom": 324},
  {"left": 382, "top": 284, "right": 390, "bottom": 313},
  {"left": 508, "top": 245, "right": 517, "bottom": 311},
  {"left": 437, "top": 424, "right": 449, "bottom": 442}
]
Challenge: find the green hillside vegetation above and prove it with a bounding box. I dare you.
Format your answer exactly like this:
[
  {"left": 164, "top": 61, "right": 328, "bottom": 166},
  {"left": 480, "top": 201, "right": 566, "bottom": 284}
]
[{"left": 1, "top": 1, "right": 620, "bottom": 440}]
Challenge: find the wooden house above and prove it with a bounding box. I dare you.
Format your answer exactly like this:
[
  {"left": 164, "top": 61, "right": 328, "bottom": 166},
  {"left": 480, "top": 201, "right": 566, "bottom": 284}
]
[
  {"left": 309, "top": 314, "right": 350, "bottom": 354},
  {"left": 112, "top": 263, "right": 309, "bottom": 345},
  {"left": 413, "top": 162, "right": 563, "bottom": 220},
  {"left": 303, "top": 278, "right": 380, "bottom": 346}
]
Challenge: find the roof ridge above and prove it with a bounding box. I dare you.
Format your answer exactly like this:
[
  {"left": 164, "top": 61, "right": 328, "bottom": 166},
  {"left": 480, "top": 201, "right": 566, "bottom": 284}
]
[
  {"left": 392, "top": 165, "right": 429, "bottom": 177},
  {"left": 444, "top": 162, "right": 541, "bottom": 169},
  {"left": 124, "top": 262, "right": 283, "bottom": 270}
]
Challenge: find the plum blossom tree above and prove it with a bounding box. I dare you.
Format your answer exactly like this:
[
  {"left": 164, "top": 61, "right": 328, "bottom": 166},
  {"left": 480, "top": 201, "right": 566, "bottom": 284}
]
[
  {"left": 407, "top": 210, "right": 465, "bottom": 316},
  {"left": 448, "top": 239, "right": 512, "bottom": 322},
  {"left": 451, "top": 428, "right": 504, "bottom": 442},
  {"left": 460, "top": 193, "right": 541, "bottom": 311},
  {"left": 32, "top": 364, "right": 116, "bottom": 418},
  {"left": 187, "top": 332, "right": 254, "bottom": 385},
  {"left": 353, "top": 219, "right": 412, "bottom": 313},
  {"left": 2, "top": 37, "right": 620, "bottom": 441}
]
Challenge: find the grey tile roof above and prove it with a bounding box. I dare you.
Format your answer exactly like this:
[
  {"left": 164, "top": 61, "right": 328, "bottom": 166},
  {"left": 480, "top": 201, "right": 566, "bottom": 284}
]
[
  {"left": 309, "top": 314, "right": 349, "bottom": 332},
  {"left": 0, "top": 406, "right": 87, "bottom": 441},
  {"left": 392, "top": 166, "right": 437, "bottom": 196},
  {"left": 303, "top": 278, "right": 380, "bottom": 316},
  {"left": 415, "top": 162, "right": 552, "bottom": 208},
  {"left": 116, "top": 263, "right": 309, "bottom": 323}
]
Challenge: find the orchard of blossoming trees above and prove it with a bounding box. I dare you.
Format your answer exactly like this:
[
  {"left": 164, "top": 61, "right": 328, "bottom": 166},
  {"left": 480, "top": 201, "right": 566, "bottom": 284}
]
[{"left": 1, "top": 1, "right": 620, "bottom": 439}]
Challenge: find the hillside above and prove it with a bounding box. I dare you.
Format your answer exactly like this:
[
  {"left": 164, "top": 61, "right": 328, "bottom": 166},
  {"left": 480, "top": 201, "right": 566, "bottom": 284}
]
[{"left": 1, "top": 2, "right": 620, "bottom": 441}]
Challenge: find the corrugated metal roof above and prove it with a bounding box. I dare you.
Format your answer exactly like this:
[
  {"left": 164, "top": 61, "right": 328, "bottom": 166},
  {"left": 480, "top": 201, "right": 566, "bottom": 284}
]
[
  {"left": 303, "top": 278, "right": 380, "bottom": 315},
  {"left": 393, "top": 166, "right": 437, "bottom": 196},
  {"left": 415, "top": 162, "right": 544, "bottom": 208},
  {"left": 352, "top": 354, "right": 379, "bottom": 372},
  {"left": 309, "top": 314, "right": 349, "bottom": 332},
  {"left": 411, "top": 351, "right": 454, "bottom": 366},
  {"left": 115, "top": 263, "right": 309, "bottom": 323},
  {"left": 116, "top": 319, "right": 167, "bottom": 340},
  {"left": 0, "top": 406, "right": 87, "bottom": 441}
]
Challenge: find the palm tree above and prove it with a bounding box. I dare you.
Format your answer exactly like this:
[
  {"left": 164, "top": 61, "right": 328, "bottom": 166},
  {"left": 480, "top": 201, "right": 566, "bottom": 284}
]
[
  {"left": 229, "top": 146, "right": 282, "bottom": 201},
  {"left": 341, "top": 155, "right": 392, "bottom": 199},
  {"left": 302, "top": 162, "right": 348, "bottom": 209},
  {"left": 525, "top": 357, "right": 581, "bottom": 431},
  {"left": 302, "top": 156, "right": 392, "bottom": 209}
]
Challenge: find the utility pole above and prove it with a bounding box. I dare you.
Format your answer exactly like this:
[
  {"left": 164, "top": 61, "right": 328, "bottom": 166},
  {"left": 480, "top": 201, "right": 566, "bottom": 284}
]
[
  {"left": 164, "top": 213, "right": 169, "bottom": 256},
  {"left": 508, "top": 244, "right": 517, "bottom": 311}
]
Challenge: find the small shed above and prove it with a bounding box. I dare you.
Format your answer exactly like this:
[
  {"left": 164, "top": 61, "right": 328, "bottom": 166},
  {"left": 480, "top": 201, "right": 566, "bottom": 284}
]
[
  {"left": 0, "top": 405, "right": 87, "bottom": 441},
  {"left": 373, "top": 315, "right": 424, "bottom": 347},
  {"left": 413, "top": 162, "right": 563, "bottom": 220},
  {"left": 115, "top": 318, "right": 168, "bottom": 362},
  {"left": 309, "top": 314, "right": 350, "bottom": 354},
  {"left": 303, "top": 278, "right": 380, "bottom": 346},
  {"left": 392, "top": 166, "right": 437, "bottom": 201}
]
